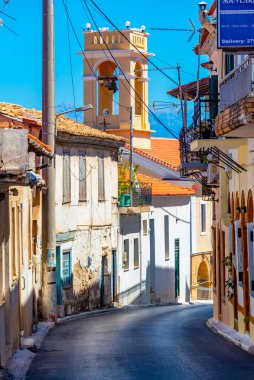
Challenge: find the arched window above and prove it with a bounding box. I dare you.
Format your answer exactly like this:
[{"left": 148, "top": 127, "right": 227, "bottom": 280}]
[
  {"left": 94, "top": 36, "right": 98, "bottom": 45},
  {"left": 134, "top": 61, "right": 143, "bottom": 117},
  {"left": 96, "top": 60, "right": 119, "bottom": 117},
  {"left": 247, "top": 190, "right": 253, "bottom": 223}
]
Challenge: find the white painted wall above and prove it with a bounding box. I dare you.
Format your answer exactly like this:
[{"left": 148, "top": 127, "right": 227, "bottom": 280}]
[{"left": 152, "top": 196, "right": 191, "bottom": 303}]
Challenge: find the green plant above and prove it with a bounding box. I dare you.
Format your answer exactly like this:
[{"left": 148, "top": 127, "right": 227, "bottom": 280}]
[
  {"left": 243, "top": 314, "right": 250, "bottom": 324},
  {"left": 118, "top": 162, "right": 139, "bottom": 195},
  {"left": 223, "top": 253, "right": 235, "bottom": 300}
]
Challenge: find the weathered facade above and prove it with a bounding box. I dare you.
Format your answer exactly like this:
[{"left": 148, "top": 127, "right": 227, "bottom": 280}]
[
  {"left": 0, "top": 106, "right": 52, "bottom": 366},
  {"left": 53, "top": 121, "right": 125, "bottom": 316}
]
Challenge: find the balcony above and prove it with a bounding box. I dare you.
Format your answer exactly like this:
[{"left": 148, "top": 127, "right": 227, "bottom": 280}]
[
  {"left": 180, "top": 94, "right": 219, "bottom": 179},
  {"left": 220, "top": 56, "right": 254, "bottom": 112},
  {"left": 119, "top": 182, "right": 152, "bottom": 214}
]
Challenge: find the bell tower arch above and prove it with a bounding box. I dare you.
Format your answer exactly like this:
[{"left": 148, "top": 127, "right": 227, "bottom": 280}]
[{"left": 82, "top": 26, "right": 153, "bottom": 149}]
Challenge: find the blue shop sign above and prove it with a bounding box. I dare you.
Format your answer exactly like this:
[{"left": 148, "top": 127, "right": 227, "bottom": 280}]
[{"left": 218, "top": 0, "right": 254, "bottom": 49}]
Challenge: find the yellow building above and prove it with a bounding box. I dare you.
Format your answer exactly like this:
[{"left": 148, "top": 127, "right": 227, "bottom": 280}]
[
  {"left": 82, "top": 26, "right": 152, "bottom": 149},
  {"left": 181, "top": 0, "right": 254, "bottom": 342}
]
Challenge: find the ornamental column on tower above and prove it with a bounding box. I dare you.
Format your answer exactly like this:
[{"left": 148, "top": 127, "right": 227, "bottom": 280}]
[{"left": 81, "top": 22, "right": 154, "bottom": 149}]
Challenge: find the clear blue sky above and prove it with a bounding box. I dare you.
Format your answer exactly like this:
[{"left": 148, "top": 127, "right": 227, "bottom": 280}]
[{"left": 0, "top": 0, "right": 209, "bottom": 136}]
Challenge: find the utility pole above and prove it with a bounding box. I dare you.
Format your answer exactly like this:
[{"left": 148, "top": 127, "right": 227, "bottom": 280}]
[
  {"left": 42, "top": 0, "right": 57, "bottom": 320},
  {"left": 129, "top": 106, "right": 133, "bottom": 207}
]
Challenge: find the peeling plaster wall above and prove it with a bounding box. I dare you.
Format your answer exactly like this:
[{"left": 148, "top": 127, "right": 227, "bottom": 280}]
[{"left": 55, "top": 143, "right": 119, "bottom": 316}]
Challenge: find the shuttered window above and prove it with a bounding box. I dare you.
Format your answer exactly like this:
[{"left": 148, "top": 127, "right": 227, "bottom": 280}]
[
  {"left": 98, "top": 156, "right": 105, "bottom": 201},
  {"left": 79, "top": 153, "right": 87, "bottom": 202},
  {"left": 63, "top": 151, "right": 71, "bottom": 203}
]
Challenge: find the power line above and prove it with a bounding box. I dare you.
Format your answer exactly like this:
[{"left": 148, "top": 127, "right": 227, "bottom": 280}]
[
  {"left": 65, "top": 0, "right": 77, "bottom": 121},
  {"left": 61, "top": 0, "right": 129, "bottom": 116},
  {"left": 86, "top": 0, "right": 179, "bottom": 86}
]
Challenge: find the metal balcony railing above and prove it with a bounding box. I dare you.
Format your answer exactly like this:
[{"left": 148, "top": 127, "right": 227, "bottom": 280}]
[
  {"left": 119, "top": 182, "right": 152, "bottom": 207},
  {"left": 188, "top": 94, "right": 219, "bottom": 139},
  {"left": 220, "top": 56, "right": 254, "bottom": 112}
]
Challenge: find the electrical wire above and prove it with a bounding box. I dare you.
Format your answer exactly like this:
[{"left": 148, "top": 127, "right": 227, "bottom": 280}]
[
  {"left": 61, "top": 0, "right": 128, "bottom": 115},
  {"left": 87, "top": 0, "right": 179, "bottom": 86},
  {"left": 153, "top": 56, "right": 196, "bottom": 78},
  {"left": 66, "top": 0, "right": 77, "bottom": 122}
]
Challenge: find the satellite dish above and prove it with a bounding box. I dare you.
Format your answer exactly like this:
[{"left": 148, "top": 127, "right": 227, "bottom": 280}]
[{"left": 103, "top": 109, "right": 110, "bottom": 117}]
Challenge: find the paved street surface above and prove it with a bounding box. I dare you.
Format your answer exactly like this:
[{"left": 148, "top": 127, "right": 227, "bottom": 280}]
[{"left": 26, "top": 304, "right": 254, "bottom": 380}]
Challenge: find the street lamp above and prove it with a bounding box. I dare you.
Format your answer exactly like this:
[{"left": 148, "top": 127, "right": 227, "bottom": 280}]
[
  {"left": 55, "top": 104, "right": 93, "bottom": 136},
  {"left": 198, "top": 1, "right": 207, "bottom": 11}
]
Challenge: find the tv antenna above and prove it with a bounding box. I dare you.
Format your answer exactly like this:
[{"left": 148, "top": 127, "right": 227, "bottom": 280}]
[{"left": 150, "top": 19, "right": 200, "bottom": 43}]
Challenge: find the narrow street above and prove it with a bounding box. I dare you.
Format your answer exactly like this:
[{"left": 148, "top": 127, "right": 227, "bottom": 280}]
[{"left": 26, "top": 304, "right": 254, "bottom": 380}]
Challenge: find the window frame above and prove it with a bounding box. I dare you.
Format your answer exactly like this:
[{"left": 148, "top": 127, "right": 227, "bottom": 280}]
[{"left": 61, "top": 249, "right": 72, "bottom": 288}]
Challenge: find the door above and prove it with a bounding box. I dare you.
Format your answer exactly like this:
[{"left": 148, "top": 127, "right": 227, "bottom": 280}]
[
  {"left": 175, "top": 239, "right": 180, "bottom": 298},
  {"left": 149, "top": 219, "right": 155, "bottom": 293}
]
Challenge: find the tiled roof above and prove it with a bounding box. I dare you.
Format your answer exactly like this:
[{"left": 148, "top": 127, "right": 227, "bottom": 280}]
[
  {"left": 136, "top": 172, "right": 196, "bottom": 196},
  {"left": 28, "top": 134, "right": 52, "bottom": 153},
  {"left": 125, "top": 138, "right": 180, "bottom": 171},
  {"left": 0, "top": 103, "right": 125, "bottom": 142},
  {"left": 143, "top": 138, "right": 180, "bottom": 169}
]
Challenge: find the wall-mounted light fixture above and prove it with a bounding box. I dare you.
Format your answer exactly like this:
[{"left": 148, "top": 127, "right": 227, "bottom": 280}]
[
  {"left": 207, "top": 60, "right": 217, "bottom": 73},
  {"left": 236, "top": 206, "right": 241, "bottom": 213},
  {"left": 241, "top": 206, "right": 247, "bottom": 214}
]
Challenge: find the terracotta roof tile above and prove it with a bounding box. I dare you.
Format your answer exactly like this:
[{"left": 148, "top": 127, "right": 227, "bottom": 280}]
[
  {"left": 136, "top": 172, "right": 196, "bottom": 196},
  {"left": 0, "top": 103, "right": 125, "bottom": 143},
  {"left": 145, "top": 138, "right": 181, "bottom": 169}
]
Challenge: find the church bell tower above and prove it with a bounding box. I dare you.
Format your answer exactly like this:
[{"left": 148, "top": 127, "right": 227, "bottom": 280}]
[{"left": 82, "top": 23, "right": 153, "bottom": 149}]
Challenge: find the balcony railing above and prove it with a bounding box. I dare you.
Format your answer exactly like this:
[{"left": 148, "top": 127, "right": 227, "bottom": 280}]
[
  {"left": 220, "top": 56, "right": 254, "bottom": 112},
  {"left": 187, "top": 94, "right": 219, "bottom": 139},
  {"left": 119, "top": 182, "right": 152, "bottom": 207}
]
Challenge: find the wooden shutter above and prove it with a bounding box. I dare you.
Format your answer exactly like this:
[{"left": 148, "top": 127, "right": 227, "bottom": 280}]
[
  {"left": 98, "top": 156, "right": 105, "bottom": 201},
  {"left": 134, "top": 238, "right": 139, "bottom": 268},
  {"left": 79, "top": 153, "right": 87, "bottom": 201},
  {"left": 63, "top": 151, "right": 71, "bottom": 203}
]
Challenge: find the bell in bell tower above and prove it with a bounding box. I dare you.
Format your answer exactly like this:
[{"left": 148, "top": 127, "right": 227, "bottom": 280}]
[{"left": 82, "top": 22, "right": 153, "bottom": 149}]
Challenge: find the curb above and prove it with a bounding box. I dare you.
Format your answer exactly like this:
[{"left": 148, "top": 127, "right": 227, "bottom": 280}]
[
  {"left": 56, "top": 302, "right": 185, "bottom": 325},
  {"left": 56, "top": 307, "right": 122, "bottom": 325},
  {"left": 206, "top": 318, "right": 254, "bottom": 354}
]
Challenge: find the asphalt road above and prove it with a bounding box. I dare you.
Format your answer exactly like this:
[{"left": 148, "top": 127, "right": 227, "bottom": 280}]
[{"left": 26, "top": 304, "right": 254, "bottom": 380}]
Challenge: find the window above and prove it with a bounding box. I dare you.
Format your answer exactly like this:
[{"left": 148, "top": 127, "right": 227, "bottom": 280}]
[
  {"left": 79, "top": 153, "right": 87, "bottom": 202},
  {"left": 62, "top": 250, "right": 72, "bottom": 287},
  {"left": 164, "top": 215, "right": 169, "bottom": 260},
  {"left": 225, "top": 54, "right": 234, "bottom": 75},
  {"left": 134, "top": 238, "right": 139, "bottom": 269},
  {"left": 123, "top": 239, "right": 129, "bottom": 271},
  {"left": 63, "top": 151, "right": 71, "bottom": 203},
  {"left": 143, "top": 220, "right": 148, "bottom": 235},
  {"left": 201, "top": 203, "right": 207, "bottom": 234},
  {"left": 98, "top": 156, "right": 105, "bottom": 201}
]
